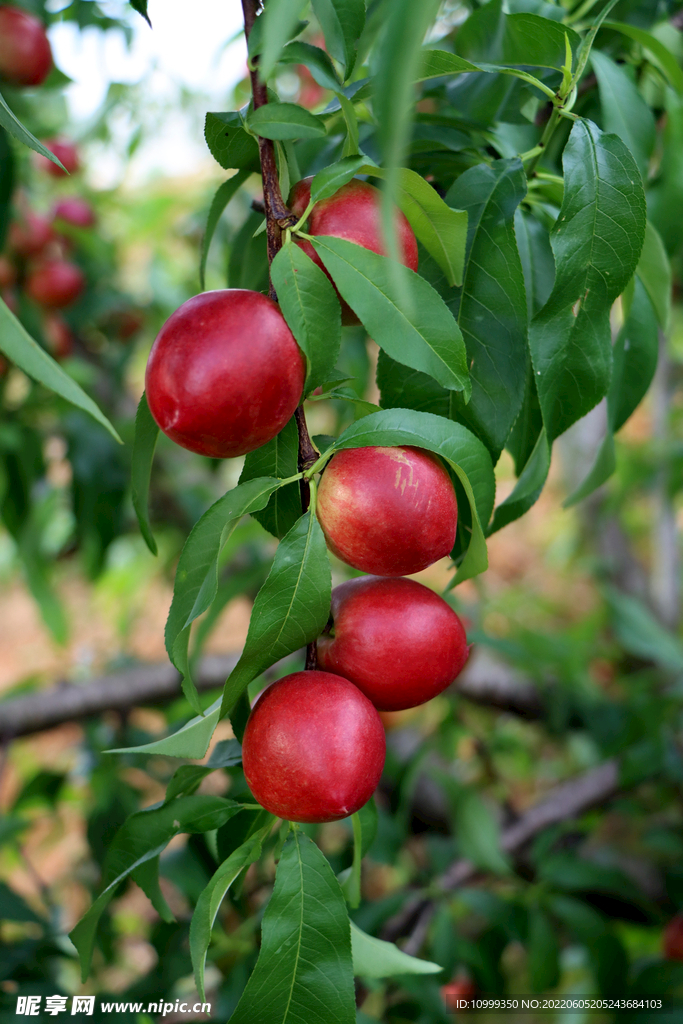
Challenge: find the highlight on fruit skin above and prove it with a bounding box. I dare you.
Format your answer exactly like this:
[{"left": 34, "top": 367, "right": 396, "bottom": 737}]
[
  {"left": 317, "top": 445, "right": 458, "bottom": 576},
  {"left": 0, "top": 5, "right": 52, "bottom": 87},
  {"left": 242, "top": 670, "right": 386, "bottom": 824},
  {"left": 318, "top": 575, "right": 469, "bottom": 711},
  {"left": 145, "top": 288, "right": 305, "bottom": 459}
]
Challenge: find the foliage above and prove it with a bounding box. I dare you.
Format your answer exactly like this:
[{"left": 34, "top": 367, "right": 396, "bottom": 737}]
[{"left": 2, "top": 0, "right": 683, "bottom": 1021}]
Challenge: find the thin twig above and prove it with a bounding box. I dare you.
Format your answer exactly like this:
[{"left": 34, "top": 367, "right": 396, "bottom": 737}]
[
  {"left": 241, "top": 0, "right": 295, "bottom": 294},
  {"left": 243, "top": 0, "right": 320, "bottom": 667},
  {"left": 384, "top": 760, "right": 620, "bottom": 952}
]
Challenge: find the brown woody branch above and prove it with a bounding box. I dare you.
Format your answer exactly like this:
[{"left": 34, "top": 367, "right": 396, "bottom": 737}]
[
  {"left": 383, "top": 760, "right": 620, "bottom": 954},
  {"left": 241, "top": 0, "right": 318, "bottom": 668},
  {"left": 0, "top": 655, "right": 239, "bottom": 743},
  {"left": 0, "top": 649, "right": 543, "bottom": 742}
]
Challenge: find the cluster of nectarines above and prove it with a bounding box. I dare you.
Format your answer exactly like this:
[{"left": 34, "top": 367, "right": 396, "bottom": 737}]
[
  {"left": 2, "top": 191, "right": 90, "bottom": 358},
  {"left": 0, "top": 6, "right": 92, "bottom": 358},
  {"left": 145, "top": 176, "right": 468, "bottom": 823}
]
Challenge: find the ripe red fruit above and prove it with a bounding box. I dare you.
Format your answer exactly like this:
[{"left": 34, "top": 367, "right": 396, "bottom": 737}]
[
  {"left": 0, "top": 255, "right": 16, "bottom": 289},
  {"left": 317, "top": 576, "right": 469, "bottom": 711},
  {"left": 9, "top": 212, "right": 53, "bottom": 257},
  {"left": 441, "top": 977, "right": 476, "bottom": 1010},
  {"left": 43, "top": 313, "right": 73, "bottom": 359},
  {"left": 145, "top": 289, "right": 305, "bottom": 459},
  {"left": 113, "top": 308, "right": 144, "bottom": 341},
  {"left": 36, "top": 139, "right": 79, "bottom": 177},
  {"left": 317, "top": 446, "right": 458, "bottom": 576},
  {"left": 53, "top": 197, "right": 95, "bottom": 228},
  {"left": 242, "top": 670, "right": 386, "bottom": 823},
  {"left": 664, "top": 915, "right": 683, "bottom": 960},
  {"left": 26, "top": 259, "right": 84, "bottom": 308},
  {"left": 0, "top": 5, "right": 52, "bottom": 87},
  {"left": 288, "top": 177, "right": 418, "bottom": 324},
  {"left": 297, "top": 65, "right": 326, "bottom": 109}
]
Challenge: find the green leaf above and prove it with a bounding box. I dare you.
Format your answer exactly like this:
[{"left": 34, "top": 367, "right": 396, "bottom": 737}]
[
  {"left": 529, "top": 119, "right": 646, "bottom": 444},
  {"left": 247, "top": 103, "right": 327, "bottom": 141},
  {"left": 648, "top": 90, "right": 683, "bottom": 255},
  {"left": 310, "top": 155, "right": 377, "bottom": 203},
  {"left": 528, "top": 908, "right": 560, "bottom": 992},
  {"left": 0, "top": 817, "right": 28, "bottom": 847},
  {"left": 418, "top": 50, "right": 557, "bottom": 99},
  {"left": 350, "top": 921, "right": 442, "bottom": 978},
  {"left": 455, "top": 789, "right": 510, "bottom": 875},
  {"left": 0, "top": 881, "right": 44, "bottom": 923},
  {"left": 355, "top": 164, "right": 468, "bottom": 288},
  {"left": 604, "top": 21, "right": 683, "bottom": 96},
  {"left": 205, "top": 111, "right": 260, "bottom": 171},
  {"left": 107, "top": 696, "right": 223, "bottom": 759},
  {"left": 548, "top": 894, "right": 607, "bottom": 944},
  {"left": 514, "top": 209, "right": 555, "bottom": 319},
  {"left": 457, "top": 6, "right": 580, "bottom": 68},
  {"left": 338, "top": 93, "right": 360, "bottom": 157},
  {"left": 70, "top": 795, "right": 241, "bottom": 980},
  {"left": 190, "top": 834, "right": 265, "bottom": 1001},
  {"left": 310, "top": 237, "right": 470, "bottom": 396},
  {"left": 604, "top": 586, "right": 683, "bottom": 672},
  {"left": 128, "top": 0, "right": 151, "bottom": 26},
  {"left": 230, "top": 830, "right": 355, "bottom": 1024},
  {"left": 327, "top": 408, "right": 494, "bottom": 584},
  {"left": 636, "top": 220, "right": 671, "bottom": 331},
  {"left": 374, "top": 0, "right": 442, "bottom": 175},
  {"left": 131, "top": 393, "right": 159, "bottom": 556},
  {"left": 0, "top": 127, "right": 14, "bottom": 250},
  {"left": 240, "top": 418, "right": 302, "bottom": 540},
  {"left": 357, "top": 797, "right": 378, "bottom": 858},
  {"left": 0, "top": 92, "right": 67, "bottom": 171},
  {"left": 311, "top": 0, "right": 366, "bottom": 79},
  {"left": 563, "top": 431, "right": 615, "bottom": 509},
  {"left": 314, "top": 386, "right": 379, "bottom": 418},
  {"left": 164, "top": 740, "right": 242, "bottom": 802},
  {"left": 199, "top": 169, "right": 251, "bottom": 290},
  {"left": 18, "top": 536, "right": 68, "bottom": 644},
  {"left": 131, "top": 856, "right": 174, "bottom": 924},
  {"left": 610, "top": 276, "right": 659, "bottom": 434},
  {"left": 258, "top": 0, "right": 310, "bottom": 80},
  {"left": 342, "top": 799, "right": 378, "bottom": 908},
  {"left": 279, "top": 41, "right": 342, "bottom": 92},
  {"left": 443, "top": 158, "right": 528, "bottom": 460},
  {"left": 0, "top": 297, "right": 121, "bottom": 443},
  {"left": 271, "top": 241, "right": 341, "bottom": 393},
  {"left": 377, "top": 351, "right": 450, "bottom": 419},
  {"left": 591, "top": 49, "right": 656, "bottom": 178},
  {"left": 221, "top": 509, "right": 332, "bottom": 718},
  {"left": 564, "top": 276, "right": 659, "bottom": 506},
  {"left": 394, "top": 169, "right": 468, "bottom": 288},
  {"left": 489, "top": 429, "right": 551, "bottom": 534},
  {"left": 165, "top": 477, "right": 286, "bottom": 715}
]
